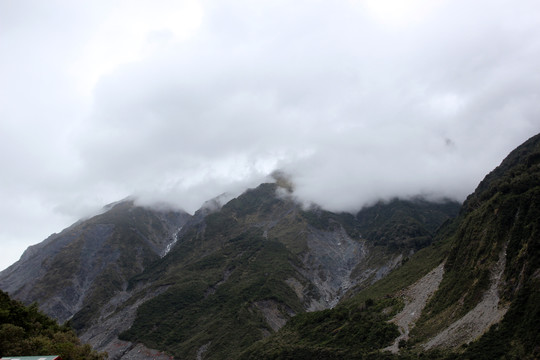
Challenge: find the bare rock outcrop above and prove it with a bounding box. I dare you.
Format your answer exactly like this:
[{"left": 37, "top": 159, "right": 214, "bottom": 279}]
[
  {"left": 384, "top": 262, "right": 445, "bottom": 353},
  {"left": 423, "top": 248, "right": 509, "bottom": 350}
]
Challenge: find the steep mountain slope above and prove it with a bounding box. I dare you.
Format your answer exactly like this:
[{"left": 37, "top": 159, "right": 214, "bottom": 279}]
[
  {"left": 241, "top": 234, "right": 453, "bottom": 359},
  {"left": 411, "top": 132, "right": 540, "bottom": 357},
  {"left": 105, "top": 185, "right": 457, "bottom": 359},
  {"left": 244, "top": 132, "right": 540, "bottom": 359},
  {"left": 0, "top": 182, "right": 459, "bottom": 360},
  {"left": 0, "top": 200, "right": 190, "bottom": 325}
]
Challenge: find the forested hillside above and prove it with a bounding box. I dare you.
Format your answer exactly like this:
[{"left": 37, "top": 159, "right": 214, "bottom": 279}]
[{"left": 0, "top": 290, "right": 106, "bottom": 360}]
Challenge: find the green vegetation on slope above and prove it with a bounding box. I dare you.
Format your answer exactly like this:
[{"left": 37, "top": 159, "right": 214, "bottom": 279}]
[
  {"left": 303, "top": 198, "right": 460, "bottom": 251},
  {"left": 411, "top": 133, "right": 540, "bottom": 347},
  {"left": 120, "top": 231, "right": 303, "bottom": 359},
  {"left": 454, "top": 190, "right": 540, "bottom": 359},
  {"left": 0, "top": 290, "right": 106, "bottom": 360},
  {"left": 119, "top": 184, "right": 318, "bottom": 358},
  {"left": 355, "top": 199, "right": 460, "bottom": 250},
  {"left": 243, "top": 133, "right": 540, "bottom": 359},
  {"left": 241, "top": 298, "right": 401, "bottom": 360}
]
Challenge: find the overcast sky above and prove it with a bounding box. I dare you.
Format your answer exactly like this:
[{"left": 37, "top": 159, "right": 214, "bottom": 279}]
[{"left": 1, "top": 0, "right": 540, "bottom": 270}]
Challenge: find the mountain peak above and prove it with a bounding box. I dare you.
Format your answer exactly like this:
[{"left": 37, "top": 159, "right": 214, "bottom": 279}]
[{"left": 271, "top": 170, "right": 295, "bottom": 193}]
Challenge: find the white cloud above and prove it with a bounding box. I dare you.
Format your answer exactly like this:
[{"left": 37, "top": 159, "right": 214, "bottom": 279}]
[
  {"left": 360, "top": 0, "right": 445, "bottom": 27},
  {"left": 70, "top": 0, "right": 204, "bottom": 94},
  {"left": 1, "top": 0, "right": 540, "bottom": 270}
]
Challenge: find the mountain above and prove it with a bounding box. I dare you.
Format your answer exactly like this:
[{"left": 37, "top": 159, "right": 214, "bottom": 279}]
[
  {"left": 5, "top": 126, "right": 539, "bottom": 360},
  {"left": 0, "top": 183, "right": 458, "bottom": 359},
  {"left": 0, "top": 200, "right": 190, "bottom": 326},
  {"left": 243, "top": 133, "right": 540, "bottom": 359}
]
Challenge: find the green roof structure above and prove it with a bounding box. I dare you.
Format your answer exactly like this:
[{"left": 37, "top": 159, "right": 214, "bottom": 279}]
[{"left": 1, "top": 356, "right": 61, "bottom": 360}]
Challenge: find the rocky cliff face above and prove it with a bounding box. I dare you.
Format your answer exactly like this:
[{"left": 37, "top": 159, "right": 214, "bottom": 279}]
[{"left": 410, "top": 132, "right": 540, "bottom": 357}]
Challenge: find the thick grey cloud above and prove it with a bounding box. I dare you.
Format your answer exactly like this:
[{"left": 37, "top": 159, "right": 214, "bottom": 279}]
[{"left": 1, "top": 0, "right": 540, "bottom": 270}]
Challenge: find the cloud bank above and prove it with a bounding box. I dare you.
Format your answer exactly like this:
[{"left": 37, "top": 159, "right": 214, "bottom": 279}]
[{"left": 1, "top": 0, "right": 540, "bottom": 269}]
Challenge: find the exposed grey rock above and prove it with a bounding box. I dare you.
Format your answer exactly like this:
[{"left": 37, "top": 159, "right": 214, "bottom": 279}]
[
  {"left": 384, "top": 262, "right": 445, "bottom": 353},
  {"left": 80, "top": 284, "right": 170, "bottom": 357},
  {"left": 196, "top": 342, "right": 211, "bottom": 360},
  {"left": 423, "top": 247, "right": 509, "bottom": 350},
  {"left": 299, "top": 227, "right": 366, "bottom": 309},
  {"left": 0, "top": 201, "right": 191, "bottom": 323},
  {"left": 253, "top": 299, "right": 295, "bottom": 332}
]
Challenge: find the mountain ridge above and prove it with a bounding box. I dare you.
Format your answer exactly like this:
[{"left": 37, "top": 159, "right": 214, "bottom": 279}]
[{"left": 0, "top": 181, "right": 460, "bottom": 359}]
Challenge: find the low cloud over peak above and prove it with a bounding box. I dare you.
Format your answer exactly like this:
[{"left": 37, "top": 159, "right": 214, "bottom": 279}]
[{"left": 1, "top": 0, "right": 540, "bottom": 269}]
